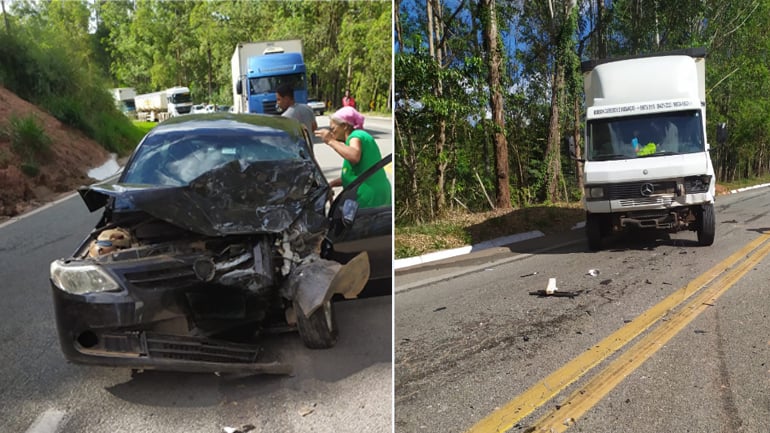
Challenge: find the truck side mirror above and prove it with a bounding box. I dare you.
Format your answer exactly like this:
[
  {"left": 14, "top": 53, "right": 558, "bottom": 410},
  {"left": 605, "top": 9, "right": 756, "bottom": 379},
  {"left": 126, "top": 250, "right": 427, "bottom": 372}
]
[
  {"left": 716, "top": 122, "right": 728, "bottom": 146},
  {"left": 311, "top": 73, "right": 318, "bottom": 89},
  {"left": 235, "top": 80, "right": 242, "bottom": 96}
]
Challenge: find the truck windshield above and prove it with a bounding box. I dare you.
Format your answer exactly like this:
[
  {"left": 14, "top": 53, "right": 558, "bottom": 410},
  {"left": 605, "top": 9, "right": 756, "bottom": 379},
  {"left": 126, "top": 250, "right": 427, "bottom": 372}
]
[
  {"left": 249, "top": 73, "right": 306, "bottom": 94},
  {"left": 168, "top": 92, "right": 192, "bottom": 104},
  {"left": 587, "top": 110, "right": 705, "bottom": 161}
]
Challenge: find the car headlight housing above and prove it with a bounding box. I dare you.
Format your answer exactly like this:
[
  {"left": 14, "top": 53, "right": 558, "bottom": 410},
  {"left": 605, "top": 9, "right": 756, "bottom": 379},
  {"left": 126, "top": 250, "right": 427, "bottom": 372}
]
[
  {"left": 50, "top": 260, "right": 120, "bottom": 295},
  {"left": 585, "top": 186, "right": 605, "bottom": 199}
]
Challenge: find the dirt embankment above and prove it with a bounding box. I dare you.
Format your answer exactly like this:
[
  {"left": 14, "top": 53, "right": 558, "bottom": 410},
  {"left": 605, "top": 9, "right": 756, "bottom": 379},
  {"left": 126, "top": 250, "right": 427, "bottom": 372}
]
[{"left": 0, "top": 86, "right": 112, "bottom": 219}]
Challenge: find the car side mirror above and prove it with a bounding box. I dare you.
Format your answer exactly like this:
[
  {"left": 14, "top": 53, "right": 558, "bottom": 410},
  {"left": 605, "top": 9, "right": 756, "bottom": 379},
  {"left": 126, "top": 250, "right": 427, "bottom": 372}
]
[
  {"left": 342, "top": 199, "right": 359, "bottom": 227},
  {"left": 236, "top": 80, "right": 242, "bottom": 96}
]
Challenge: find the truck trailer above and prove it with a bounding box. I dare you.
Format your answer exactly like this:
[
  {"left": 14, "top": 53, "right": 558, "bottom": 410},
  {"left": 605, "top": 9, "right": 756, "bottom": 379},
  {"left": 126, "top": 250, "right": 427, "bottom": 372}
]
[
  {"left": 231, "top": 40, "right": 308, "bottom": 114},
  {"left": 134, "top": 86, "right": 193, "bottom": 122},
  {"left": 578, "top": 48, "right": 716, "bottom": 250}
]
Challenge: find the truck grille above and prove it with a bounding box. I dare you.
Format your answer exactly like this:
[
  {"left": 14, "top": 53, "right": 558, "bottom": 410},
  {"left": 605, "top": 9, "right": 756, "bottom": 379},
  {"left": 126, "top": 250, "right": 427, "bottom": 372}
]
[
  {"left": 618, "top": 197, "right": 675, "bottom": 208},
  {"left": 607, "top": 181, "right": 677, "bottom": 200},
  {"left": 262, "top": 101, "right": 279, "bottom": 114}
]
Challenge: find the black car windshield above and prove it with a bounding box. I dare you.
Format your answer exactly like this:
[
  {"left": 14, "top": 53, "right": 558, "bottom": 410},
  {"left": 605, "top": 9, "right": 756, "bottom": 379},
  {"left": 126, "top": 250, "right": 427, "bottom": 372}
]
[
  {"left": 122, "top": 128, "right": 308, "bottom": 186},
  {"left": 587, "top": 110, "right": 705, "bottom": 161}
]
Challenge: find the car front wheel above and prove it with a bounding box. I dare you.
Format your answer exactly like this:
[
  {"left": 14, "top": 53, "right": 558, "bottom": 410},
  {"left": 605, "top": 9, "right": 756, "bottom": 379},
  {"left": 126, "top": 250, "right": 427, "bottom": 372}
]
[{"left": 295, "top": 300, "right": 337, "bottom": 349}]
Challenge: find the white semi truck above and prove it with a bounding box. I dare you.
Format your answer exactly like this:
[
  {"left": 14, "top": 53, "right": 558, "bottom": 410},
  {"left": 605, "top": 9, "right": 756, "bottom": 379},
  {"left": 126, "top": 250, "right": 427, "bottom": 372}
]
[
  {"left": 577, "top": 47, "right": 717, "bottom": 250},
  {"left": 134, "top": 86, "right": 193, "bottom": 122}
]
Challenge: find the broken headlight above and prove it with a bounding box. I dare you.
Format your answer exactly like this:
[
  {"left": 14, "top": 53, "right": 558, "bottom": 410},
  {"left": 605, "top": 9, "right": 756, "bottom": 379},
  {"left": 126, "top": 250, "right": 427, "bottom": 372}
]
[{"left": 50, "top": 260, "right": 120, "bottom": 295}]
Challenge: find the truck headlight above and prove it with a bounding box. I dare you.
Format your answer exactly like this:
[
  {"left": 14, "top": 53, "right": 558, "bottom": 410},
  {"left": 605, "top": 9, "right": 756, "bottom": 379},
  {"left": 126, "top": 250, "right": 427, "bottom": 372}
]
[
  {"left": 585, "top": 186, "right": 605, "bottom": 199},
  {"left": 50, "top": 260, "right": 120, "bottom": 295}
]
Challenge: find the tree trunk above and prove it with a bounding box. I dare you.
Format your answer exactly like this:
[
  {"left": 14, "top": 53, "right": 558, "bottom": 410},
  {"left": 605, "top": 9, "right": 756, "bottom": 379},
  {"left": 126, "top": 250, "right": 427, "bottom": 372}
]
[
  {"left": 546, "top": 62, "right": 565, "bottom": 203},
  {"left": 428, "top": 0, "right": 448, "bottom": 216},
  {"left": 481, "top": 0, "right": 511, "bottom": 209},
  {"left": 573, "top": 95, "right": 584, "bottom": 193}
]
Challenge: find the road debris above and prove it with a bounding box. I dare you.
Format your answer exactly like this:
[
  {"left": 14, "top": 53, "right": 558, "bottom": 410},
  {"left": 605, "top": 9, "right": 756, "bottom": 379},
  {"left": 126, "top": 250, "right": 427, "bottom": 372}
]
[
  {"left": 299, "top": 403, "right": 317, "bottom": 417},
  {"left": 520, "top": 271, "right": 539, "bottom": 278},
  {"left": 529, "top": 289, "right": 582, "bottom": 298},
  {"left": 433, "top": 307, "right": 447, "bottom": 312},
  {"left": 600, "top": 279, "right": 612, "bottom": 285},
  {"left": 545, "top": 277, "right": 558, "bottom": 295},
  {"left": 587, "top": 269, "right": 600, "bottom": 276},
  {"left": 223, "top": 425, "right": 255, "bottom": 433}
]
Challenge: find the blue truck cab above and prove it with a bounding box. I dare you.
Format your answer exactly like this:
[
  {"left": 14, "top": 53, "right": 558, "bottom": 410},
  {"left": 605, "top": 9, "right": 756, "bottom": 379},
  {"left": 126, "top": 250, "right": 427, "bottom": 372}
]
[{"left": 242, "top": 52, "right": 307, "bottom": 114}]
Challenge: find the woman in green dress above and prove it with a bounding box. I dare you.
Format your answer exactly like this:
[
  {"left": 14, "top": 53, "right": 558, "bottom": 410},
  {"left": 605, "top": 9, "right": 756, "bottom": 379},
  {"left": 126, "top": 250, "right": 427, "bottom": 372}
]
[{"left": 314, "top": 106, "right": 391, "bottom": 208}]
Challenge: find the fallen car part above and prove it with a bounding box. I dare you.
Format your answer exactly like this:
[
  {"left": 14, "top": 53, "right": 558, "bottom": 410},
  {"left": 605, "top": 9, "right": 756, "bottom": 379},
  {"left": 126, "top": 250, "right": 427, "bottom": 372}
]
[{"left": 286, "top": 251, "right": 370, "bottom": 348}]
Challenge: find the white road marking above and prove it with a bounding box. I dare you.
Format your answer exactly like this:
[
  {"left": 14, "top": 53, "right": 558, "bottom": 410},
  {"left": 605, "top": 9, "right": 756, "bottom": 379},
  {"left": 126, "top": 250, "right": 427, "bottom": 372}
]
[
  {"left": 0, "top": 192, "right": 78, "bottom": 230},
  {"left": 24, "top": 409, "right": 67, "bottom": 433}
]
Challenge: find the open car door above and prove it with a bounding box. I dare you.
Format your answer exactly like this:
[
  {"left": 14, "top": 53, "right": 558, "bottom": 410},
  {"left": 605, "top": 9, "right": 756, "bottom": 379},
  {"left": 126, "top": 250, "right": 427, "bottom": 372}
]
[{"left": 323, "top": 154, "right": 392, "bottom": 281}]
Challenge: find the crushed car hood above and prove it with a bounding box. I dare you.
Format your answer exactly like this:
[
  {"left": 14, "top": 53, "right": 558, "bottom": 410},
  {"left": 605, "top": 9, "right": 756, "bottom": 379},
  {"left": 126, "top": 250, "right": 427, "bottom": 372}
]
[{"left": 79, "top": 159, "right": 328, "bottom": 236}]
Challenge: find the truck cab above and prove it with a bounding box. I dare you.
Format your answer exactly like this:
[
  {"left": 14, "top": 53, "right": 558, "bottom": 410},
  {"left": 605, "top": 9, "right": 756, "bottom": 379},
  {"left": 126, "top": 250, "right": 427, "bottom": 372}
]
[
  {"left": 165, "top": 86, "right": 193, "bottom": 116},
  {"left": 580, "top": 48, "right": 716, "bottom": 250},
  {"left": 244, "top": 52, "right": 307, "bottom": 114},
  {"left": 232, "top": 41, "right": 308, "bottom": 115}
]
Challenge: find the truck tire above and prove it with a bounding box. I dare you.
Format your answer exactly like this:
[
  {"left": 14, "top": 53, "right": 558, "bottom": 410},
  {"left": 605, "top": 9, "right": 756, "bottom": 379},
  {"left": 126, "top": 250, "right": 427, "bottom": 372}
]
[
  {"left": 294, "top": 300, "right": 337, "bottom": 349},
  {"left": 697, "top": 203, "right": 716, "bottom": 246},
  {"left": 586, "top": 214, "right": 603, "bottom": 251}
]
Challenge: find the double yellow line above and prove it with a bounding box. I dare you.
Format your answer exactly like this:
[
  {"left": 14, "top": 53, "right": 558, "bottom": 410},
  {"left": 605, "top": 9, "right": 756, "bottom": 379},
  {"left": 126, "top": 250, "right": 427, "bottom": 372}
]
[{"left": 467, "top": 231, "right": 770, "bottom": 433}]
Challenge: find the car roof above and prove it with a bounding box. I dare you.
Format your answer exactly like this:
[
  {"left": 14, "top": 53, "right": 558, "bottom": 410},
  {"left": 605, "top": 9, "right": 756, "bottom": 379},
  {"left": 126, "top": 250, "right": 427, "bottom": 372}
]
[{"left": 151, "top": 113, "right": 305, "bottom": 137}]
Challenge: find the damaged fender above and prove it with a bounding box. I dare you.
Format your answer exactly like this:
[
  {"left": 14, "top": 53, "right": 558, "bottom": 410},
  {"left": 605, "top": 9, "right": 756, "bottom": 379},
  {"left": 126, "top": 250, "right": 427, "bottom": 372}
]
[{"left": 287, "top": 251, "right": 370, "bottom": 318}]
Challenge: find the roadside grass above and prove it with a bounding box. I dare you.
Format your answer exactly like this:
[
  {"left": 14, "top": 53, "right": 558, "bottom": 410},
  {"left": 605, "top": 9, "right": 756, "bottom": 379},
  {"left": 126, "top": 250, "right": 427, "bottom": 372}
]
[
  {"left": 395, "top": 203, "right": 585, "bottom": 259},
  {"left": 4, "top": 113, "right": 51, "bottom": 176},
  {"left": 719, "top": 175, "right": 770, "bottom": 191},
  {"left": 133, "top": 121, "right": 157, "bottom": 136}
]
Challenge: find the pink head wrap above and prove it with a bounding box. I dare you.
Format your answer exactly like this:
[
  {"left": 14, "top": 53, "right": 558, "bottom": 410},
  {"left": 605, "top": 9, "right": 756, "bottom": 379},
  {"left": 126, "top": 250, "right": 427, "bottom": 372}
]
[{"left": 331, "top": 106, "right": 365, "bottom": 130}]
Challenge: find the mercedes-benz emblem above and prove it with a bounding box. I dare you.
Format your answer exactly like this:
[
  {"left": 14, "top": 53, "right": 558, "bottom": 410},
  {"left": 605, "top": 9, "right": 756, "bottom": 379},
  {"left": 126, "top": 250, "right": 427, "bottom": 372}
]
[{"left": 640, "top": 183, "right": 655, "bottom": 197}]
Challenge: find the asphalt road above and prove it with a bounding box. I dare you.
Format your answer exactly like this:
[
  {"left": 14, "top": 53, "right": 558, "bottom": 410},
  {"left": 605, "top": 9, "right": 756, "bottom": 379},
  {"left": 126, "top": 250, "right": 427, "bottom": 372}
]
[
  {"left": 0, "top": 115, "right": 394, "bottom": 433},
  {"left": 395, "top": 188, "right": 770, "bottom": 433}
]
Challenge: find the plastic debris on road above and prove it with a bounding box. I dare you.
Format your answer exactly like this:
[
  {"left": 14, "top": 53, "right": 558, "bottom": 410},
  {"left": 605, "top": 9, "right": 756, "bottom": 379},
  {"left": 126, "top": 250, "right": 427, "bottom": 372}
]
[
  {"left": 545, "top": 277, "right": 558, "bottom": 295},
  {"left": 587, "top": 269, "right": 600, "bottom": 276},
  {"left": 529, "top": 277, "right": 582, "bottom": 298}
]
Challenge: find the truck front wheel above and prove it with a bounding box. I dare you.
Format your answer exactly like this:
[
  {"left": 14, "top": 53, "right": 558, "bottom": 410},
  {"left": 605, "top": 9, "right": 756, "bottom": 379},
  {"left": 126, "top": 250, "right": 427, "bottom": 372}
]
[
  {"left": 586, "top": 214, "right": 604, "bottom": 251},
  {"left": 697, "top": 203, "right": 716, "bottom": 246}
]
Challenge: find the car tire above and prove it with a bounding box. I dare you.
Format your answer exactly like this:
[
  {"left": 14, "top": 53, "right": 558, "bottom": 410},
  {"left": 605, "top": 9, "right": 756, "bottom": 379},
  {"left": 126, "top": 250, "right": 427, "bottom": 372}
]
[
  {"left": 697, "top": 203, "right": 715, "bottom": 246},
  {"left": 586, "top": 213, "right": 603, "bottom": 251},
  {"left": 294, "top": 300, "right": 337, "bottom": 349}
]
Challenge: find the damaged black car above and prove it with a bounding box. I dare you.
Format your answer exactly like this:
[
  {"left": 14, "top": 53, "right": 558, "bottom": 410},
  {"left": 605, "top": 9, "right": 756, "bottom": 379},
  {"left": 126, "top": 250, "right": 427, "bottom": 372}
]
[{"left": 50, "top": 114, "right": 392, "bottom": 373}]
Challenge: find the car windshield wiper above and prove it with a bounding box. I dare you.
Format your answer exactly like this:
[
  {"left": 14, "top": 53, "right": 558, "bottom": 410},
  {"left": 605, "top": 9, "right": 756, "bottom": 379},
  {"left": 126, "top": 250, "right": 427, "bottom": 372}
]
[{"left": 591, "top": 154, "right": 630, "bottom": 161}]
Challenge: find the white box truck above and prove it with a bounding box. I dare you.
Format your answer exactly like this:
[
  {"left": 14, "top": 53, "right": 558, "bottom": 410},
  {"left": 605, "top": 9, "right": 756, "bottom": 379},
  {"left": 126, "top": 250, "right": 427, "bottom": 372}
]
[
  {"left": 134, "top": 86, "right": 193, "bottom": 122},
  {"left": 576, "top": 47, "right": 716, "bottom": 250},
  {"left": 231, "top": 39, "right": 307, "bottom": 114}
]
